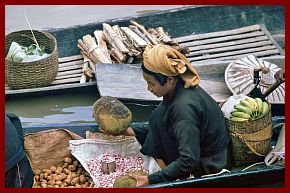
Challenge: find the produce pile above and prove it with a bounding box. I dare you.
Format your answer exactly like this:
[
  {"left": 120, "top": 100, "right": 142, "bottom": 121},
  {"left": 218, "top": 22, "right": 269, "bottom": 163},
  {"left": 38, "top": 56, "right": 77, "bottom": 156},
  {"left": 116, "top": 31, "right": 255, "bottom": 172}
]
[
  {"left": 230, "top": 97, "right": 269, "bottom": 122},
  {"left": 33, "top": 157, "right": 93, "bottom": 188},
  {"left": 6, "top": 42, "right": 49, "bottom": 62},
  {"left": 88, "top": 154, "right": 147, "bottom": 188}
]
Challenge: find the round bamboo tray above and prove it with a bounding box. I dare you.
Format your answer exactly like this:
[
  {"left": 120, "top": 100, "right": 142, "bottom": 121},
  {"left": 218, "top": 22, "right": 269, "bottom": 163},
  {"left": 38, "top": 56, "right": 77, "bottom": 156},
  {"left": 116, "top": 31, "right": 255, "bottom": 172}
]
[{"left": 225, "top": 54, "right": 285, "bottom": 104}]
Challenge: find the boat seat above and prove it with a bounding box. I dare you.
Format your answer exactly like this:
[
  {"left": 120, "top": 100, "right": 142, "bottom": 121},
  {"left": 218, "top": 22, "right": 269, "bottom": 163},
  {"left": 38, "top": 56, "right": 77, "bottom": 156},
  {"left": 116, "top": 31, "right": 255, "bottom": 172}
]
[{"left": 174, "top": 24, "right": 285, "bottom": 64}]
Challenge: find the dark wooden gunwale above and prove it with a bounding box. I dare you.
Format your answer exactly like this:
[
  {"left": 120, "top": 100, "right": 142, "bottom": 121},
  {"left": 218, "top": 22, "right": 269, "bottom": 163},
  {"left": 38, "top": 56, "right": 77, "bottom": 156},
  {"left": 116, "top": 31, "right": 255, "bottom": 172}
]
[{"left": 23, "top": 118, "right": 285, "bottom": 188}]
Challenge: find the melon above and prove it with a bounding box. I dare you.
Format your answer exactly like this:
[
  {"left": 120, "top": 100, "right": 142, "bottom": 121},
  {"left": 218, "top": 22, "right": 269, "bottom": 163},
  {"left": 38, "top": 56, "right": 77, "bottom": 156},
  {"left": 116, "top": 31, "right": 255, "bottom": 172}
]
[
  {"left": 113, "top": 170, "right": 147, "bottom": 188},
  {"left": 93, "top": 96, "right": 132, "bottom": 135}
]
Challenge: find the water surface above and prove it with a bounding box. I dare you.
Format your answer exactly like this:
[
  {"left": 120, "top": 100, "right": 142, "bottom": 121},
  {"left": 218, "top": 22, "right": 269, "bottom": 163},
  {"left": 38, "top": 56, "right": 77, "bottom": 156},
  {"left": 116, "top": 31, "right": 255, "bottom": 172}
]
[{"left": 5, "top": 91, "right": 157, "bottom": 127}]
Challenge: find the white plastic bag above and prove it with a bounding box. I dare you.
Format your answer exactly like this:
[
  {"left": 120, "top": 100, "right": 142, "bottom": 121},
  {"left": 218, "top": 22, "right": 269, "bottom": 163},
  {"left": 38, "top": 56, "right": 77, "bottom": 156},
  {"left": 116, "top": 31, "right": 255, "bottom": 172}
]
[
  {"left": 221, "top": 94, "right": 247, "bottom": 118},
  {"left": 6, "top": 42, "right": 26, "bottom": 62},
  {"left": 6, "top": 41, "right": 50, "bottom": 62},
  {"left": 22, "top": 53, "right": 50, "bottom": 62}
]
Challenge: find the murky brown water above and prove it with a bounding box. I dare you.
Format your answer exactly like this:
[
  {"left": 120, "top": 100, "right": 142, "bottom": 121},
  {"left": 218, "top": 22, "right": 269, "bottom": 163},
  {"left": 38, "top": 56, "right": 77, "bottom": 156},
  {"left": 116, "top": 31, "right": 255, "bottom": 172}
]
[{"left": 5, "top": 91, "right": 157, "bottom": 127}]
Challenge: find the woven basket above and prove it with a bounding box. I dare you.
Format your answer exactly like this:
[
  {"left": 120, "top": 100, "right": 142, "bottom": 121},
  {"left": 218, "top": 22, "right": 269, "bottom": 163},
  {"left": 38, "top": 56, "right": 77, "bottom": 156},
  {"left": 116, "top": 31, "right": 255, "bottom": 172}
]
[
  {"left": 225, "top": 102, "right": 273, "bottom": 166},
  {"left": 5, "top": 30, "right": 59, "bottom": 89}
]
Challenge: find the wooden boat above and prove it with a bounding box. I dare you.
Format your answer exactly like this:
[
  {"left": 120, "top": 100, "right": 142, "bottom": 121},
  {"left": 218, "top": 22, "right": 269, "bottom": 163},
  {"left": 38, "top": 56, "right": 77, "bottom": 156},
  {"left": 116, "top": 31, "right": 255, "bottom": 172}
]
[
  {"left": 5, "top": 5, "right": 285, "bottom": 101},
  {"left": 23, "top": 115, "right": 285, "bottom": 188}
]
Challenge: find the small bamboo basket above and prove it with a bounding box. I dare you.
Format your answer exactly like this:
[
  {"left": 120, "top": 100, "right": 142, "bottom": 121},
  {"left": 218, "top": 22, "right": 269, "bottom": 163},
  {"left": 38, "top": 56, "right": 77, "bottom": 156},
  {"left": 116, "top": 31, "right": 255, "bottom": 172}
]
[
  {"left": 225, "top": 102, "right": 273, "bottom": 166},
  {"left": 5, "top": 30, "right": 59, "bottom": 89}
]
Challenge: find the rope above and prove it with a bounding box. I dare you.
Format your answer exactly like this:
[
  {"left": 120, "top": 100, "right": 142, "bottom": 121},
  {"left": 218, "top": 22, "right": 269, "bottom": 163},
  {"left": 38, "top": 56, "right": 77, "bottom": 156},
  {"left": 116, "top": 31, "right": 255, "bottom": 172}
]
[
  {"left": 201, "top": 169, "right": 231, "bottom": 177},
  {"left": 23, "top": 6, "right": 40, "bottom": 49},
  {"left": 188, "top": 169, "right": 231, "bottom": 179},
  {"left": 241, "top": 162, "right": 264, "bottom": 171},
  {"left": 88, "top": 45, "right": 99, "bottom": 57}
]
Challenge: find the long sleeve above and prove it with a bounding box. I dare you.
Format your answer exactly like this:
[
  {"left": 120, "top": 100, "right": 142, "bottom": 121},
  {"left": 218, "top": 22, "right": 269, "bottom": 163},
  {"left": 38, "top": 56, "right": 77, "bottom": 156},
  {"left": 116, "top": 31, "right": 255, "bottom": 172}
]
[
  {"left": 147, "top": 84, "right": 229, "bottom": 184},
  {"left": 130, "top": 122, "right": 149, "bottom": 146},
  {"left": 148, "top": 119, "right": 201, "bottom": 184}
]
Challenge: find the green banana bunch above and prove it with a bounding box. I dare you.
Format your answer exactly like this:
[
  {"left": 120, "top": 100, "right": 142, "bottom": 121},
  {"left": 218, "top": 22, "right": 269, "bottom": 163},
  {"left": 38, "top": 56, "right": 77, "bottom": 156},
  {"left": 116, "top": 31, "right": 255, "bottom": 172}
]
[
  {"left": 234, "top": 104, "right": 252, "bottom": 115},
  {"left": 245, "top": 97, "right": 258, "bottom": 112},
  {"left": 261, "top": 101, "right": 269, "bottom": 115},
  {"left": 230, "top": 117, "right": 249, "bottom": 122},
  {"left": 231, "top": 111, "right": 251, "bottom": 119},
  {"left": 230, "top": 97, "right": 269, "bottom": 122}
]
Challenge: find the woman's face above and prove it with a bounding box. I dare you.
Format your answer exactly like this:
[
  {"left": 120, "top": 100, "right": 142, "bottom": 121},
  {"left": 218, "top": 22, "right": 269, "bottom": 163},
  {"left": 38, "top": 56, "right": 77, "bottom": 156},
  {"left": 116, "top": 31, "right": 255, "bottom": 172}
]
[{"left": 143, "top": 73, "right": 175, "bottom": 98}]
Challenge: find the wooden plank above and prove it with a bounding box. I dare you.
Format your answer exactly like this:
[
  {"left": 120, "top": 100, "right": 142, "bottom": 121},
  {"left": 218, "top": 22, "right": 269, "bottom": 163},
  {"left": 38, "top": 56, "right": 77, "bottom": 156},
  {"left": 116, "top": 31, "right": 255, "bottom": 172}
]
[
  {"left": 96, "top": 63, "right": 231, "bottom": 103},
  {"left": 260, "top": 24, "right": 285, "bottom": 55},
  {"left": 51, "top": 77, "right": 81, "bottom": 85},
  {"left": 174, "top": 24, "right": 261, "bottom": 43},
  {"left": 58, "top": 55, "right": 83, "bottom": 63},
  {"left": 187, "top": 41, "right": 273, "bottom": 57},
  {"left": 96, "top": 63, "right": 159, "bottom": 101},
  {"left": 5, "top": 82, "right": 96, "bottom": 96},
  {"left": 188, "top": 36, "right": 268, "bottom": 52},
  {"left": 55, "top": 73, "right": 82, "bottom": 80},
  {"left": 188, "top": 45, "right": 277, "bottom": 62},
  {"left": 179, "top": 31, "right": 265, "bottom": 48},
  {"left": 58, "top": 60, "right": 83, "bottom": 68},
  {"left": 58, "top": 64, "right": 82, "bottom": 72},
  {"left": 190, "top": 49, "right": 281, "bottom": 64},
  {"left": 56, "top": 69, "right": 83, "bottom": 77}
]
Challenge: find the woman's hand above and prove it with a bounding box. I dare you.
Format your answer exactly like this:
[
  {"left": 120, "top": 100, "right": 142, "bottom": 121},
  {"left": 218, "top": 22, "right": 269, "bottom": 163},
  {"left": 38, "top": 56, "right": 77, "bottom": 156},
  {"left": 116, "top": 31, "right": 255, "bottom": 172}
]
[
  {"left": 129, "top": 174, "right": 149, "bottom": 187},
  {"left": 99, "top": 127, "right": 135, "bottom": 136},
  {"left": 121, "top": 127, "right": 136, "bottom": 136},
  {"left": 274, "top": 69, "right": 285, "bottom": 83}
]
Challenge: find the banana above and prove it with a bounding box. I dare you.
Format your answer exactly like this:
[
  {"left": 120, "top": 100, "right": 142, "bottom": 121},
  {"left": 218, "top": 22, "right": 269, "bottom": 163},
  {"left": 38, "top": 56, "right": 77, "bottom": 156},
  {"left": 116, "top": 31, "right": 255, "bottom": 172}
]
[
  {"left": 233, "top": 104, "right": 252, "bottom": 115},
  {"left": 240, "top": 100, "right": 255, "bottom": 112},
  {"left": 231, "top": 108, "right": 239, "bottom": 113},
  {"left": 245, "top": 97, "right": 258, "bottom": 112},
  {"left": 261, "top": 101, "right": 269, "bottom": 115},
  {"left": 230, "top": 117, "right": 248, "bottom": 122},
  {"left": 231, "top": 111, "right": 251, "bottom": 119},
  {"left": 255, "top": 98, "right": 263, "bottom": 114}
]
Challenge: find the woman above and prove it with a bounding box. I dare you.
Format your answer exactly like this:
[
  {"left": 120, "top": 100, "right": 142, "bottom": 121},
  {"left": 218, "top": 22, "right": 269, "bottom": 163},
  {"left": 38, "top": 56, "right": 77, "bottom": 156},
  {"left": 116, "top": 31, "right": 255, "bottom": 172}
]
[
  {"left": 5, "top": 113, "right": 34, "bottom": 188},
  {"left": 124, "top": 44, "right": 230, "bottom": 186}
]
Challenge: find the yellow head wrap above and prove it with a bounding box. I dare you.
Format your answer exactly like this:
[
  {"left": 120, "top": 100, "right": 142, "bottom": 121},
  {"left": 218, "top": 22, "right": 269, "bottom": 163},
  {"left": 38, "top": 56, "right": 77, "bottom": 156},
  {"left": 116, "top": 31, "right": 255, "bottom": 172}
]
[{"left": 143, "top": 44, "right": 200, "bottom": 88}]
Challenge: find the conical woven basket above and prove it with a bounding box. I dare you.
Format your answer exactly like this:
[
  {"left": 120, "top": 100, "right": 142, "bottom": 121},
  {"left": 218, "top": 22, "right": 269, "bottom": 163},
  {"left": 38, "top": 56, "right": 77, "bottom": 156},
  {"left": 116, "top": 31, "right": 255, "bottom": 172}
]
[
  {"left": 225, "top": 102, "right": 272, "bottom": 166},
  {"left": 5, "top": 30, "right": 59, "bottom": 89}
]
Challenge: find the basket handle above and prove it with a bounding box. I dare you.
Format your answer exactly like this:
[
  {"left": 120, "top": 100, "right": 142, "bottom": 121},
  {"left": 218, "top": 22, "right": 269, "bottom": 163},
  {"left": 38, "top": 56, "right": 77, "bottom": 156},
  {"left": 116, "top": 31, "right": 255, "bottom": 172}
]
[
  {"left": 230, "top": 132, "right": 265, "bottom": 156},
  {"left": 230, "top": 125, "right": 272, "bottom": 157}
]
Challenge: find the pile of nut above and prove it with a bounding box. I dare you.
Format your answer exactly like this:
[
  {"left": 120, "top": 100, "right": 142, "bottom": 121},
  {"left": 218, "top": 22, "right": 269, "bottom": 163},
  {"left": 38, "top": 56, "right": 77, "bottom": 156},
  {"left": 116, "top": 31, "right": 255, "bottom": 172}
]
[
  {"left": 33, "top": 157, "right": 94, "bottom": 188},
  {"left": 88, "top": 154, "right": 147, "bottom": 188}
]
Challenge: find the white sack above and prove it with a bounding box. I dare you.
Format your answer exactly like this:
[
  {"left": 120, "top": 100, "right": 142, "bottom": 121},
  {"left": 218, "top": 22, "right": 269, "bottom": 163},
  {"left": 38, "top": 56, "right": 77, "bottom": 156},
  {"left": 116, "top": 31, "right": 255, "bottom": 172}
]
[{"left": 69, "top": 137, "right": 161, "bottom": 187}]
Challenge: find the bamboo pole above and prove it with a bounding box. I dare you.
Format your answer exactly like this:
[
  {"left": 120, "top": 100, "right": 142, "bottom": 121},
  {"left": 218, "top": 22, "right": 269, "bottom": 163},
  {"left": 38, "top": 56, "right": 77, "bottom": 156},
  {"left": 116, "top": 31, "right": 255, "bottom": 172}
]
[
  {"left": 82, "top": 34, "right": 112, "bottom": 63},
  {"left": 103, "top": 23, "right": 129, "bottom": 54},
  {"left": 130, "top": 20, "right": 158, "bottom": 45},
  {"left": 94, "top": 30, "right": 112, "bottom": 61},
  {"left": 121, "top": 27, "right": 147, "bottom": 48}
]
